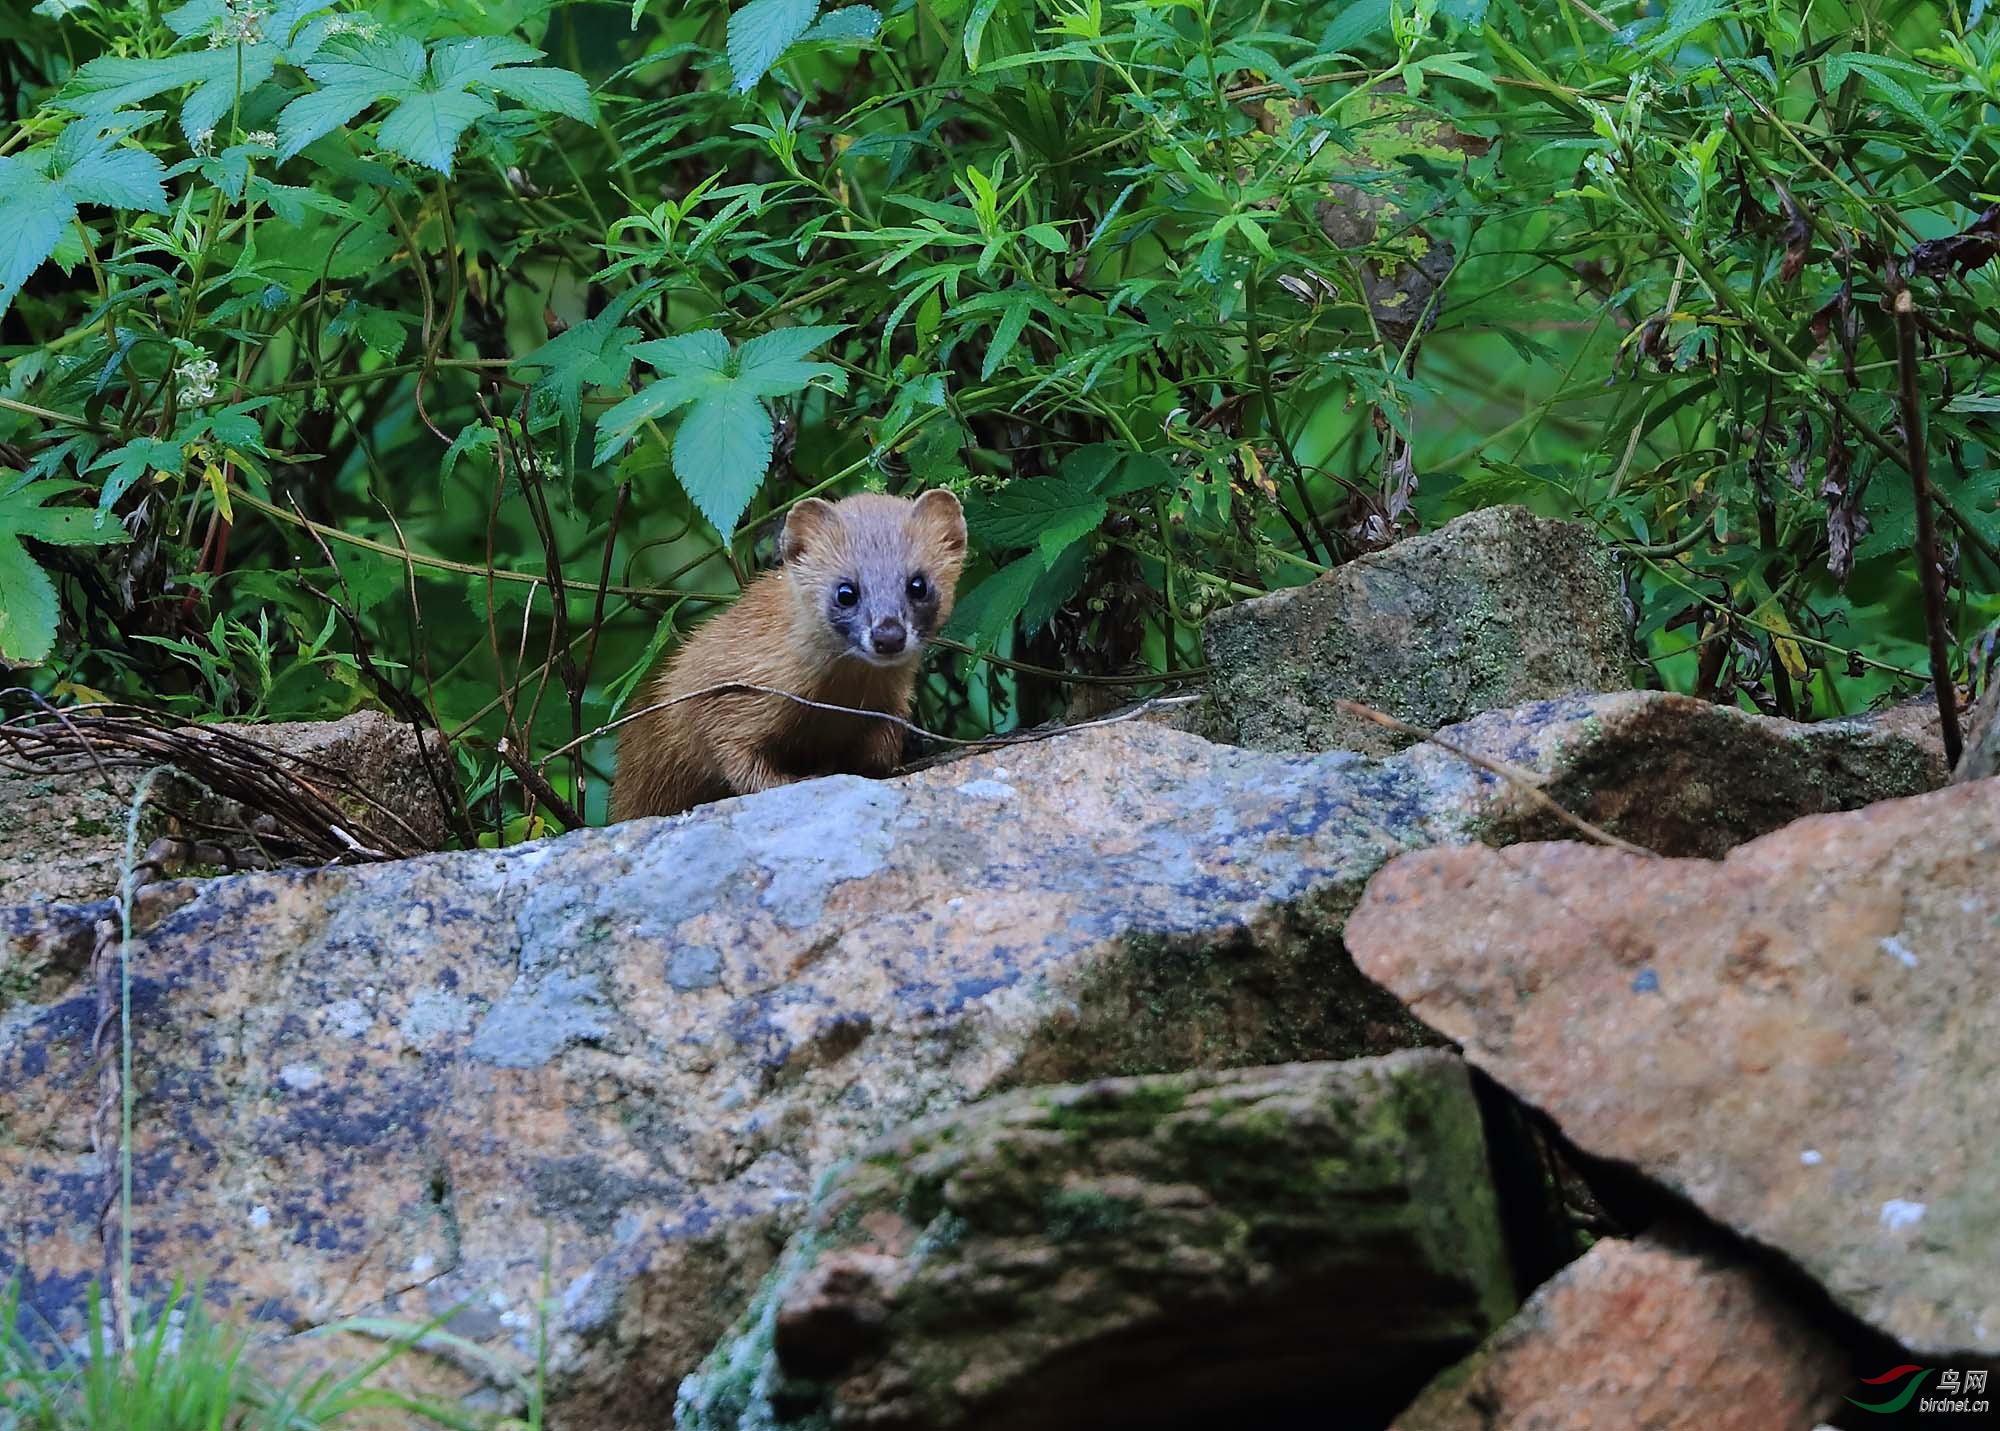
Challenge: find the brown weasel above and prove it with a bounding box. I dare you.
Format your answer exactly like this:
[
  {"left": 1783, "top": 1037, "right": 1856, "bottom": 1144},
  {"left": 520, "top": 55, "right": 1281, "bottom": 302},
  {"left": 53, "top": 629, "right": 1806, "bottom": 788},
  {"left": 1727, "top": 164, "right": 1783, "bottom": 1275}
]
[{"left": 609, "top": 489, "right": 968, "bottom": 822}]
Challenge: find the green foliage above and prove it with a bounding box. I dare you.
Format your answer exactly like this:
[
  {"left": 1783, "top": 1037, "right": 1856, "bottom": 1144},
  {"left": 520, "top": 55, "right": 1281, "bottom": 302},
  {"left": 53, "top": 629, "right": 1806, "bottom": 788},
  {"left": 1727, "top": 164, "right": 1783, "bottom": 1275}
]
[
  {"left": 0, "top": 1280, "right": 496, "bottom": 1431},
  {"left": 0, "top": 477, "right": 130, "bottom": 662},
  {"left": 0, "top": 0, "right": 1993, "bottom": 833}
]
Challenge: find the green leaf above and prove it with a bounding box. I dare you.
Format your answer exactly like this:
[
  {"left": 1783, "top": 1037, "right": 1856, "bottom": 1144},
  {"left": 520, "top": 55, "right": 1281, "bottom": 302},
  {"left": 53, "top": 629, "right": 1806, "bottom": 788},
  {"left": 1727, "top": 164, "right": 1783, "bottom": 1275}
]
[
  {"left": 0, "top": 121, "right": 166, "bottom": 317},
  {"left": 280, "top": 36, "right": 426, "bottom": 160},
  {"left": 963, "top": 0, "right": 1003, "bottom": 66},
  {"left": 673, "top": 389, "right": 775, "bottom": 535},
  {"left": 967, "top": 475, "right": 1106, "bottom": 553},
  {"left": 1318, "top": 0, "right": 1392, "bottom": 56},
  {"left": 980, "top": 290, "right": 1033, "bottom": 379},
  {"left": 941, "top": 554, "right": 1043, "bottom": 648},
  {"left": 594, "top": 374, "right": 729, "bottom": 464},
  {"left": 431, "top": 36, "right": 592, "bottom": 119},
  {"left": 1640, "top": 0, "right": 1737, "bottom": 56},
  {"left": 1023, "top": 222, "right": 1066, "bottom": 253},
  {"left": 376, "top": 89, "right": 497, "bottom": 174},
  {"left": 728, "top": 0, "right": 821, "bottom": 92},
  {"left": 735, "top": 323, "right": 848, "bottom": 372},
  {"left": 629, "top": 327, "right": 734, "bottom": 376},
  {"left": 479, "top": 63, "right": 594, "bottom": 118},
  {"left": 86, "top": 436, "right": 185, "bottom": 522},
  {"left": 0, "top": 479, "right": 131, "bottom": 664},
  {"left": 1022, "top": 538, "right": 1087, "bottom": 634},
  {"left": 734, "top": 323, "right": 848, "bottom": 398},
  {"left": 799, "top": 6, "right": 881, "bottom": 43},
  {"left": 55, "top": 138, "right": 169, "bottom": 211},
  {"left": 512, "top": 285, "right": 652, "bottom": 459},
  {"left": 0, "top": 161, "right": 75, "bottom": 317},
  {"left": 62, "top": 50, "right": 249, "bottom": 140}
]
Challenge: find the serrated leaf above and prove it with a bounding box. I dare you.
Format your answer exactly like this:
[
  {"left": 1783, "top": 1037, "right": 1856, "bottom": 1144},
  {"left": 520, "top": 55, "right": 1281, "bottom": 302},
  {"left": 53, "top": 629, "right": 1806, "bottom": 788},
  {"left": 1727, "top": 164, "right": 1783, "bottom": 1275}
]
[
  {"left": 442, "top": 423, "right": 497, "bottom": 482},
  {"left": 280, "top": 36, "right": 426, "bottom": 159},
  {"left": 968, "top": 475, "right": 1106, "bottom": 552},
  {"left": 377, "top": 89, "right": 496, "bottom": 174},
  {"left": 427, "top": 35, "right": 545, "bottom": 87},
  {"left": 736, "top": 323, "right": 848, "bottom": 374},
  {"left": 800, "top": 5, "right": 880, "bottom": 42},
  {"left": 673, "top": 389, "right": 775, "bottom": 535},
  {"left": 0, "top": 160, "right": 76, "bottom": 317},
  {"left": 594, "top": 373, "right": 731, "bottom": 464},
  {"left": 0, "top": 535, "right": 61, "bottom": 666},
  {"left": 629, "top": 328, "right": 733, "bottom": 375},
  {"left": 728, "top": 0, "right": 820, "bottom": 92},
  {"left": 0, "top": 480, "right": 132, "bottom": 664},
  {"left": 512, "top": 285, "right": 654, "bottom": 461},
  {"left": 55, "top": 138, "right": 168, "bottom": 211},
  {"left": 733, "top": 323, "right": 848, "bottom": 398},
  {"left": 63, "top": 50, "right": 243, "bottom": 135},
  {"left": 87, "top": 436, "right": 185, "bottom": 522},
  {"left": 480, "top": 63, "right": 594, "bottom": 118}
]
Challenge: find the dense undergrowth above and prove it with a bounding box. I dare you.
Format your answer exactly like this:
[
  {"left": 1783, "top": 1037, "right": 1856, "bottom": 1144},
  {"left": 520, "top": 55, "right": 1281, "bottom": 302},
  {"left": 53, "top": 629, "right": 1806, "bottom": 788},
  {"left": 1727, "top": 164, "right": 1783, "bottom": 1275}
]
[{"left": 1, "top": 0, "right": 1995, "bottom": 836}]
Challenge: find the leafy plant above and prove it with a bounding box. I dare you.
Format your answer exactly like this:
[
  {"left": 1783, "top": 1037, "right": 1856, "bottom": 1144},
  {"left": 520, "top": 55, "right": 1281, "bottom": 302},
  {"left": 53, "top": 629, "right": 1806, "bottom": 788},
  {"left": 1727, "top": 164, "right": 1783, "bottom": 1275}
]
[{"left": 0, "top": 0, "right": 1991, "bottom": 837}]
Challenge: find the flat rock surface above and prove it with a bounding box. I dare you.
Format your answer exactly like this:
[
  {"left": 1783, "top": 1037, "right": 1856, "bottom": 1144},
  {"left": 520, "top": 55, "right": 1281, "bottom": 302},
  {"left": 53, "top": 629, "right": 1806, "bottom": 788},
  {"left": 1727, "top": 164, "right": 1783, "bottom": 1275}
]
[
  {"left": 1391, "top": 1232, "right": 1846, "bottom": 1431},
  {"left": 682, "top": 1053, "right": 1515, "bottom": 1431},
  {"left": 1348, "top": 779, "right": 2000, "bottom": 1357},
  {"left": 0, "top": 692, "right": 1949, "bottom": 1424}
]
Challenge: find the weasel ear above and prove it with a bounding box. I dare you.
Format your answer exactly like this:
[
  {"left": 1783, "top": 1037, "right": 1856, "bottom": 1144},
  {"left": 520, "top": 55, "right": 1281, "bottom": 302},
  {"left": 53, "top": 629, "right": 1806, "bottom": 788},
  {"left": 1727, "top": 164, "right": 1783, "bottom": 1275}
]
[
  {"left": 780, "top": 499, "right": 838, "bottom": 565},
  {"left": 910, "top": 488, "right": 967, "bottom": 556}
]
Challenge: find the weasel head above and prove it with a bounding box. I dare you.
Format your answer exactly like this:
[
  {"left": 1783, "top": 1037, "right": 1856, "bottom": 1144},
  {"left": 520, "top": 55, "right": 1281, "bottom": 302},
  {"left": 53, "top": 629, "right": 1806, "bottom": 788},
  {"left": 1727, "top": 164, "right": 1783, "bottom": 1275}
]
[{"left": 780, "top": 489, "right": 968, "bottom": 669}]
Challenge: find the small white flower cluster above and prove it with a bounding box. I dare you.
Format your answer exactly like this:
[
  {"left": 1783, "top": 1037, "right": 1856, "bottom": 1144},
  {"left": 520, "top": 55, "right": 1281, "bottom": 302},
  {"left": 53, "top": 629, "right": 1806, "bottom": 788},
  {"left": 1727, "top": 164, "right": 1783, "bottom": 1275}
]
[
  {"left": 206, "top": 0, "right": 268, "bottom": 47},
  {"left": 322, "top": 12, "right": 382, "bottom": 39},
  {"left": 177, "top": 356, "right": 220, "bottom": 405},
  {"left": 190, "top": 126, "right": 215, "bottom": 157},
  {"left": 244, "top": 129, "right": 277, "bottom": 148}
]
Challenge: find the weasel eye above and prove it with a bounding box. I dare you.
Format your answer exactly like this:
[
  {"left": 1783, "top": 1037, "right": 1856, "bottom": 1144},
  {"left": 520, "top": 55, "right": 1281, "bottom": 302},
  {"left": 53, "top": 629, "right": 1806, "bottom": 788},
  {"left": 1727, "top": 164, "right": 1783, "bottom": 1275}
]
[
  {"left": 834, "top": 581, "right": 860, "bottom": 608},
  {"left": 906, "top": 573, "right": 931, "bottom": 601}
]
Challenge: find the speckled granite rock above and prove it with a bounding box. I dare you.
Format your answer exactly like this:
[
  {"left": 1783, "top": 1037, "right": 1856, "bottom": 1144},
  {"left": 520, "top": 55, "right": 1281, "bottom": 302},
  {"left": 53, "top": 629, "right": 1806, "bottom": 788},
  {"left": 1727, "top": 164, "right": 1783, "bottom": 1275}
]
[
  {"left": 679, "top": 1052, "right": 1516, "bottom": 1431},
  {"left": 1391, "top": 1231, "right": 1846, "bottom": 1431},
  {"left": 0, "top": 691, "right": 1946, "bottom": 1425},
  {"left": 1348, "top": 778, "right": 2000, "bottom": 1357},
  {"left": 1202, "top": 505, "right": 1632, "bottom": 755}
]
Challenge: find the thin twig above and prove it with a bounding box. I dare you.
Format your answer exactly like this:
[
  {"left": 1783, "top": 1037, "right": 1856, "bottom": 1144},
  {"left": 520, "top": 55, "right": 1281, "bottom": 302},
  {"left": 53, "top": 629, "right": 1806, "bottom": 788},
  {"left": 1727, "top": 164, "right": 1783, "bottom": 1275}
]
[
  {"left": 1892, "top": 283, "right": 1963, "bottom": 766},
  {"left": 1335, "top": 698, "right": 1660, "bottom": 857},
  {"left": 537, "top": 684, "right": 1203, "bottom": 772},
  {"left": 495, "top": 737, "right": 586, "bottom": 831}
]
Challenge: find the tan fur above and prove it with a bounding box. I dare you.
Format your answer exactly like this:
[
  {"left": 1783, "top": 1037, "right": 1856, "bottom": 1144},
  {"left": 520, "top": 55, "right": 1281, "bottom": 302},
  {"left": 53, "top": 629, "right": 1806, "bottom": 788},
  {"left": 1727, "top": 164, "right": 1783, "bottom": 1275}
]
[{"left": 609, "top": 490, "right": 967, "bottom": 822}]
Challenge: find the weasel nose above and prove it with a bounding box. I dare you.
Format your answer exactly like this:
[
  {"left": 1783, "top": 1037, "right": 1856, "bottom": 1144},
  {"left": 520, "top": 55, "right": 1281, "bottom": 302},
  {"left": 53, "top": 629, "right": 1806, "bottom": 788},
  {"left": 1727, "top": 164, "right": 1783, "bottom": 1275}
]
[{"left": 869, "top": 618, "right": 908, "bottom": 655}]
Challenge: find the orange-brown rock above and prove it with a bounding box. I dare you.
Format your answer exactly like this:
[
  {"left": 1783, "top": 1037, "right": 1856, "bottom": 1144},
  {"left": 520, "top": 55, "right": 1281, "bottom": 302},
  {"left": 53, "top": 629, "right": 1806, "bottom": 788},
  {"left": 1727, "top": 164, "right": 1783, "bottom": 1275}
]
[
  {"left": 1348, "top": 778, "right": 2000, "bottom": 1357},
  {"left": 1391, "top": 1232, "right": 1846, "bottom": 1431}
]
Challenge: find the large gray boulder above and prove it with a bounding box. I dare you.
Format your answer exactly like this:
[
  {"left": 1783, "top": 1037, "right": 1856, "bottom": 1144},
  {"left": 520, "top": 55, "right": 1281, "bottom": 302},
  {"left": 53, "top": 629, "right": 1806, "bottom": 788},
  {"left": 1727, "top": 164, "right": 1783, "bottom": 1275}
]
[
  {"left": 1202, "top": 505, "right": 1633, "bottom": 755},
  {"left": 0, "top": 692, "right": 1943, "bottom": 1425}
]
